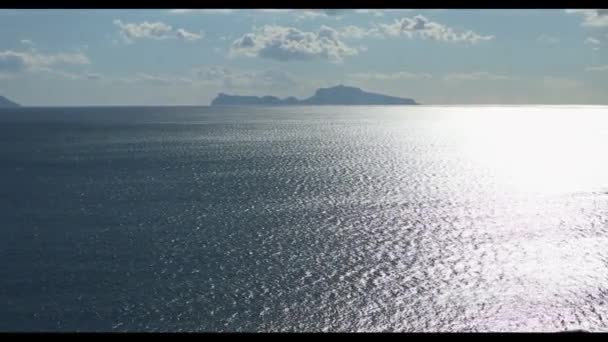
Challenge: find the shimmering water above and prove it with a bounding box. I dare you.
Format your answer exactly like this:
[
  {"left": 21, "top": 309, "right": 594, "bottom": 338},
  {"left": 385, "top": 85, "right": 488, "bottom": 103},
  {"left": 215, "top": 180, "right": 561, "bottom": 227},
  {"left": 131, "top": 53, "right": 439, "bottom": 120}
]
[{"left": 1, "top": 105, "right": 608, "bottom": 332}]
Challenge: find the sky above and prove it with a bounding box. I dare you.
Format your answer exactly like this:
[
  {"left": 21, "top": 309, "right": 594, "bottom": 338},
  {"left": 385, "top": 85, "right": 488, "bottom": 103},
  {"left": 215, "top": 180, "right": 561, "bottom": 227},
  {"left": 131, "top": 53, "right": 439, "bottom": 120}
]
[{"left": 0, "top": 9, "right": 607, "bottom": 106}]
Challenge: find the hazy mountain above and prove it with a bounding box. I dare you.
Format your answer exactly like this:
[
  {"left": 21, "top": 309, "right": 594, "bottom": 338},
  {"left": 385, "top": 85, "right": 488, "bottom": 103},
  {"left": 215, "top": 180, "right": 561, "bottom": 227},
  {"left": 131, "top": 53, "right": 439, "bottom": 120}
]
[
  {"left": 211, "top": 85, "right": 418, "bottom": 106},
  {"left": 0, "top": 95, "right": 20, "bottom": 107}
]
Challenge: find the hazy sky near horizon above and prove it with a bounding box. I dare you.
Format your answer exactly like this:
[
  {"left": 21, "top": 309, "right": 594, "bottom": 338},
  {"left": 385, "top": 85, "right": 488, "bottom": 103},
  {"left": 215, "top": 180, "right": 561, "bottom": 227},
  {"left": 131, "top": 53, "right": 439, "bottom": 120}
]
[{"left": 0, "top": 9, "right": 607, "bottom": 105}]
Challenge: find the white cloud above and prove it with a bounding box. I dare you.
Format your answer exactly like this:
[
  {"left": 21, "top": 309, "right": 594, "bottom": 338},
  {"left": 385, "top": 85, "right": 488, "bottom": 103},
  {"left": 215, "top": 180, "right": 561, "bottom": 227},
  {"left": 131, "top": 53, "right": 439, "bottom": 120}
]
[
  {"left": 585, "top": 37, "right": 601, "bottom": 45},
  {"left": 444, "top": 72, "right": 515, "bottom": 81},
  {"left": 114, "top": 19, "right": 203, "bottom": 42},
  {"left": 585, "top": 65, "right": 608, "bottom": 72},
  {"left": 295, "top": 9, "right": 347, "bottom": 19},
  {"left": 132, "top": 73, "right": 175, "bottom": 85},
  {"left": 37, "top": 68, "right": 84, "bottom": 80},
  {"left": 20, "top": 39, "right": 34, "bottom": 46},
  {"left": 378, "top": 15, "right": 494, "bottom": 44},
  {"left": 349, "top": 71, "right": 433, "bottom": 80},
  {"left": 338, "top": 25, "right": 382, "bottom": 39},
  {"left": 297, "top": 9, "right": 413, "bottom": 18},
  {"left": 0, "top": 51, "right": 28, "bottom": 72},
  {"left": 230, "top": 25, "right": 358, "bottom": 63},
  {"left": 538, "top": 34, "right": 559, "bottom": 44},
  {"left": 354, "top": 9, "right": 414, "bottom": 16},
  {"left": 318, "top": 9, "right": 345, "bottom": 16},
  {"left": 194, "top": 65, "right": 296, "bottom": 88},
  {"left": 353, "top": 9, "right": 386, "bottom": 17},
  {"left": 254, "top": 9, "right": 348, "bottom": 19},
  {"left": 114, "top": 20, "right": 173, "bottom": 41},
  {"left": 169, "top": 9, "right": 342, "bottom": 18},
  {"left": 0, "top": 50, "right": 90, "bottom": 73},
  {"left": 257, "top": 9, "right": 291, "bottom": 13},
  {"left": 169, "top": 9, "right": 234, "bottom": 14},
  {"left": 176, "top": 28, "right": 204, "bottom": 41},
  {"left": 566, "top": 9, "right": 608, "bottom": 27},
  {"left": 117, "top": 72, "right": 194, "bottom": 85}
]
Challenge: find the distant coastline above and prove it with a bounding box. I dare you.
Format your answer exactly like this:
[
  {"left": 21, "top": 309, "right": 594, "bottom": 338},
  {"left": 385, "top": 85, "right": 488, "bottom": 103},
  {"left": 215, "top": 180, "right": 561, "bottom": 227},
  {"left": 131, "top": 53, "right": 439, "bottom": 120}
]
[
  {"left": 210, "top": 85, "right": 418, "bottom": 106},
  {"left": 0, "top": 95, "right": 20, "bottom": 108}
]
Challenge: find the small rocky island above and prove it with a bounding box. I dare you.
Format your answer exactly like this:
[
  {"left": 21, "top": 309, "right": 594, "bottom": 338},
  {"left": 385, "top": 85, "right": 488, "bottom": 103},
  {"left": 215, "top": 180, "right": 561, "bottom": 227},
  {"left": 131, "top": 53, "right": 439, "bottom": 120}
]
[
  {"left": 211, "top": 85, "right": 418, "bottom": 106},
  {"left": 0, "top": 95, "right": 20, "bottom": 107}
]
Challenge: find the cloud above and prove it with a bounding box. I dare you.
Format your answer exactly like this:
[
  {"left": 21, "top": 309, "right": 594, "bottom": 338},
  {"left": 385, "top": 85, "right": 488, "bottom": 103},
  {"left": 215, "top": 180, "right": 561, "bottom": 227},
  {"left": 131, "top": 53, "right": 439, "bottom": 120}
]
[
  {"left": 0, "top": 50, "right": 90, "bottom": 73},
  {"left": 118, "top": 72, "right": 194, "bottom": 85},
  {"left": 538, "top": 34, "right": 559, "bottom": 44},
  {"left": 317, "top": 9, "right": 345, "bottom": 16},
  {"left": 0, "top": 52, "right": 28, "bottom": 72},
  {"left": 353, "top": 9, "right": 386, "bottom": 17},
  {"left": 20, "top": 39, "right": 34, "bottom": 46},
  {"left": 169, "top": 9, "right": 342, "bottom": 18},
  {"left": 176, "top": 28, "right": 203, "bottom": 41},
  {"left": 296, "top": 9, "right": 347, "bottom": 18},
  {"left": 354, "top": 9, "right": 414, "bottom": 16},
  {"left": 85, "top": 73, "right": 103, "bottom": 80},
  {"left": 585, "top": 65, "right": 608, "bottom": 72},
  {"left": 443, "top": 72, "right": 515, "bottom": 81},
  {"left": 230, "top": 25, "right": 358, "bottom": 63},
  {"left": 114, "top": 19, "right": 203, "bottom": 42},
  {"left": 37, "top": 68, "right": 84, "bottom": 80},
  {"left": 195, "top": 65, "right": 232, "bottom": 81},
  {"left": 378, "top": 15, "right": 494, "bottom": 44},
  {"left": 566, "top": 9, "right": 608, "bottom": 27},
  {"left": 114, "top": 20, "right": 173, "bottom": 41},
  {"left": 132, "top": 73, "right": 175, "bottom": 85},
  {"left": 543, "top": 76, "right": 583, "bottom": 89},
  {"left": 259, "top": 9, "right": 412, "bottom": 18},
  {"left": 194, "top": 66, "right": 296, "bottom": 88},
  {"left": 349, "top": 71, "right": 433, "bottom": 80},
  {"left": 338, "top": 25, "right": 382, "bottom": 39},
  {"left": 0, "top": 50, "right": 102, "bottom": 81},
  {"left": 254, "top": 9, "right": 348, "bottom": 19},
  {"left": 585, "top": 37, "right": 601, "bottom": 45},
  {"left": 169, "top": 9, "right": 234, "bottom": 14}
]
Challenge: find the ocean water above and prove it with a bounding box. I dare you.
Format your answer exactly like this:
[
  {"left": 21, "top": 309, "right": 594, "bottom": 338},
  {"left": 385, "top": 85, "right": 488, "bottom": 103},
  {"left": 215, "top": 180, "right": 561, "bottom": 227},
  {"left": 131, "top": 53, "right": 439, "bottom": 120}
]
[{"left": 1, "top": 105, "right": 608, "bottom": 332}]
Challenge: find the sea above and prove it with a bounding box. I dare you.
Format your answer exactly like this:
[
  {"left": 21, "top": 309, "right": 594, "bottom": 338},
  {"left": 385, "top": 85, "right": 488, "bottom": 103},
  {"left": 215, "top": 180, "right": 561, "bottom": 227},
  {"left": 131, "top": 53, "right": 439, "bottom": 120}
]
[{"left": 1, "top": 105, "right": 608, "bottom": 332}]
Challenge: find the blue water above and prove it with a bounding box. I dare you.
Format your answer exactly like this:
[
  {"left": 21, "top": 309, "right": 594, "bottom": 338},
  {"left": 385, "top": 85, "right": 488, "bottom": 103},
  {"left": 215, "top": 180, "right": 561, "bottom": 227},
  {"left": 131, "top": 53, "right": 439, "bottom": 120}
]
[{"left": 1, "top": 105, "right": 608, "bottom": 332}]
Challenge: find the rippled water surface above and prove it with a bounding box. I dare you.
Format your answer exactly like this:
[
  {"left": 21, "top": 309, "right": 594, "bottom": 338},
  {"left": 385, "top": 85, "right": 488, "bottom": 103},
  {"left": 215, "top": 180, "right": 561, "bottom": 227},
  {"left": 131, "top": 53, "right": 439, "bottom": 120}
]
[{"left": 1, "top": 106, "right": 608, "bottom": 332}]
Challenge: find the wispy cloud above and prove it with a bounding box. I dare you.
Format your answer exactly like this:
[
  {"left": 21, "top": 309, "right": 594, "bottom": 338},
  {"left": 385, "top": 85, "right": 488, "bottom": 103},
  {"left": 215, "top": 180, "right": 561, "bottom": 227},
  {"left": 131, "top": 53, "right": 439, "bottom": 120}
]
[
  {"left": 585, "top": 37, "right": 601, "bottom": 50},
  {"left": 378, "top": 15, "right": 494, "bottom": 44},
  {"left": 116, "top": 72, "right": 194, "bottom": 85},
  {"left": 444, "top": 72, "right": 515, "bottom": 81},
  {"left": 176, "top": 28, "right": 204, "bottom": 41},
  {"left": 230, "top": 25, "right": 358, "bottom": 63},
  {"left": 114, "top": 19, "right": 203, "bottom": 42},
  {"left": 338, "top": 25, "right": 382, "bottom": 39},
  {"left": 0, "top": 50, "right": 90, "bottom": 73},
  {"left": 543, "top": 76, "right": 583, "bottom": 89},
  {"left": 585, "top": 65, "right": 608, "bottom": 72},
  {"left": 349, "top": 71, "right": 433, "bottom": 80},
  {"left": 194, "top": 66, "right": 296, "bottom": 89},
  {"left": 565, "top": 9, "right": 608, "bottom": 27},
  {"left": 353, "top": 9, "right": 386, "bottom": 17},
  {"left": 114, "top": 20, "right": 173, "bottom": 41},
  {"left": 537, "top": 34, "right": 559, "bottom": 45},
  {"left": 168, "top": 9, "right": 234, "bottom": 15},
  {"left": 85, "top": 73, "right": 103, "bottom": 80}
]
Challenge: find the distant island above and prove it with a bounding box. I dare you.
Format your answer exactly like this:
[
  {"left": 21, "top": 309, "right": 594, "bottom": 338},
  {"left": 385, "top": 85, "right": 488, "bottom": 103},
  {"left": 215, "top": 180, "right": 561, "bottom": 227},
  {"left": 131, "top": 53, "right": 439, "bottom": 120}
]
[
  {"left": 0, "top": 95, "right": 20, "bottom": 107},
  {"left": 210, "top": 85, "right": 418, "bottom": 106}
]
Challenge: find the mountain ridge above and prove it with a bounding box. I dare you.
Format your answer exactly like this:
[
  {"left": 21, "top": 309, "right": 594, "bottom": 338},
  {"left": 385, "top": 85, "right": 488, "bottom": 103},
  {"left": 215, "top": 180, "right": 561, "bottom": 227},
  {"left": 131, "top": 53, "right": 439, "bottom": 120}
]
[
  {"left": 0, "top": 95, "right": 20, "bottom": 107},
  {"left": 210, "top": 85, "right": 418, "bottom": 106}
]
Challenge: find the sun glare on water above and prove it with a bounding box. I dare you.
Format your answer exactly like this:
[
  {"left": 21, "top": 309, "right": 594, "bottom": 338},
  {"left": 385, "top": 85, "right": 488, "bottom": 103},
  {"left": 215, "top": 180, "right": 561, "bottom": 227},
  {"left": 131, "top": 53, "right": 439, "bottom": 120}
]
[{"left": 453, "top": 106, "right": 608, "bottom": 195}]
